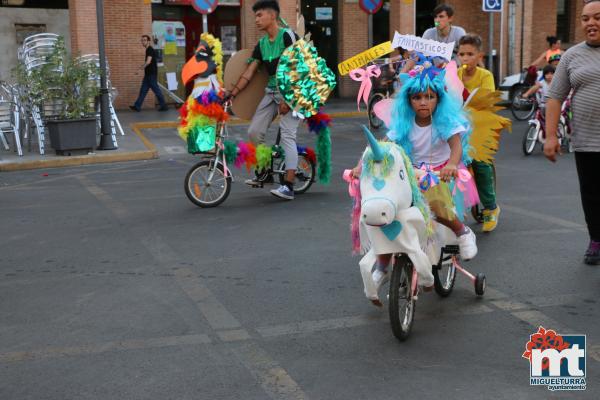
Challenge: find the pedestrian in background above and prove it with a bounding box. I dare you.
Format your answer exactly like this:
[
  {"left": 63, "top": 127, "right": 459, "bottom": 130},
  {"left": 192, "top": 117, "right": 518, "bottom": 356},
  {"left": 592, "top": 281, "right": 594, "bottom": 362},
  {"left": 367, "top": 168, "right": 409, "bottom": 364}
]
[
  {"left": 130, "top": 35, "right": 168, "bottom": 112},
  {"left": 422, "top": 4, "right": 466, "bottom": 64},
  {"left": 544, "top": 0, "right": 600, "bottom": 265}
]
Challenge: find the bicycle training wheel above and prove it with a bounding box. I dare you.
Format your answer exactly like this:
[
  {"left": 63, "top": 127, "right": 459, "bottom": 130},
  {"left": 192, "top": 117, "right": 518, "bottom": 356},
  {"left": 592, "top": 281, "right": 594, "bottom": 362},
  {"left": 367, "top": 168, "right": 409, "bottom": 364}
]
[
  {"left": 184, "top": 160, "right": 231, "bottom": 208},
  {"left": 278, "top": 154, "right": 316, "bottom": 194},
  {"left": 388, "top": 255, "right": 416, "bottom": 341},
  {"left": 522, "top": 124, "right": 538, "bottom": 155},
  {"left": 368, "top": 93, "right": 385, "bottom": 130},
  {"left": 433, "top": 254, "right": 457, "bottom": 297},
  {"left": 511, "top": 87, "right": 536, "bottom": 121}
]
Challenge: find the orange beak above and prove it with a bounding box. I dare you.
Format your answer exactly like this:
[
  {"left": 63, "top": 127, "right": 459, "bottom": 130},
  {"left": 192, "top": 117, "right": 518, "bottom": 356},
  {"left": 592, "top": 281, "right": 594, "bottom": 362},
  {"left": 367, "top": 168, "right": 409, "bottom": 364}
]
[{"left": 182, "top": 58, "right": 208, "bottom": 86}]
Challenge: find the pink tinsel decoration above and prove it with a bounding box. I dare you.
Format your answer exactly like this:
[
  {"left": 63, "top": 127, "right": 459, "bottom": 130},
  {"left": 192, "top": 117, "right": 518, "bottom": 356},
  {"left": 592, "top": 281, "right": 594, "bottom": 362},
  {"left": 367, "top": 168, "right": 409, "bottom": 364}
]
[{"left": 235, "top": 141, "right": 250, "bottom": 169}]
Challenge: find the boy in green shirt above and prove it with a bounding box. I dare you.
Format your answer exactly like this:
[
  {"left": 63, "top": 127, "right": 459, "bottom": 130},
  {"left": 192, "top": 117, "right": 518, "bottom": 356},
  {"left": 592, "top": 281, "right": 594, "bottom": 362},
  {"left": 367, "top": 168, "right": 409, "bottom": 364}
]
[
  {"left": 457, "top": 34, "right": 500, "bottom": 232},
  {"left": 228, "top": 0, "right": 299, "bottom": 200}
]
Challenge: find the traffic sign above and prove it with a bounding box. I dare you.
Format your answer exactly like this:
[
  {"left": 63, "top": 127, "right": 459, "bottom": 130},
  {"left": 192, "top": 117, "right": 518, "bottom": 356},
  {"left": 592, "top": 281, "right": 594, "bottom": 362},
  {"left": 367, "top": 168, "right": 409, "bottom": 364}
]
[
  {"left": 482, "top": 0, "right": 502, "bottom": 12},
  {"left": 359, "top": 0, "right": 383, "bottom": 15},
  {"left": 191, "top": 0, "right": 218, "bottom": 15}
]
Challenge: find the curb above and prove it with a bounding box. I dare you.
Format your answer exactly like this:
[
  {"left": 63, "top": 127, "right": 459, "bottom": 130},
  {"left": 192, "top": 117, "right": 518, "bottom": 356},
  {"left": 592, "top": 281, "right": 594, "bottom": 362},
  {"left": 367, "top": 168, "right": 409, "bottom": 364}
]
[
  {"left": 0, "top": 110, "right": 365, "bottom": 172},
  {"left": 0, "top": 125, "right": 159, "bottom": 172}
]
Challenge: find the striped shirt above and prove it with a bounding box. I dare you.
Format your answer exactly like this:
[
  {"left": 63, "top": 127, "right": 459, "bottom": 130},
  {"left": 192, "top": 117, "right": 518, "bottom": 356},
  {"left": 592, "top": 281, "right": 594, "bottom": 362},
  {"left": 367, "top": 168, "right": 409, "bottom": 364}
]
[{"left": 547, "top": 42, "right": 600, "bottom": 152}]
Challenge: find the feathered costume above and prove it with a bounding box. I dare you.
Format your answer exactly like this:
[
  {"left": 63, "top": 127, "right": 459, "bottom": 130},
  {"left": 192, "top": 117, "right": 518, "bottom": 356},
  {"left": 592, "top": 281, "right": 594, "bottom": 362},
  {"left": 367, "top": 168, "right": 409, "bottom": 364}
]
[{"left": 178, "top": 33, "right": 228, "bottom": 153}]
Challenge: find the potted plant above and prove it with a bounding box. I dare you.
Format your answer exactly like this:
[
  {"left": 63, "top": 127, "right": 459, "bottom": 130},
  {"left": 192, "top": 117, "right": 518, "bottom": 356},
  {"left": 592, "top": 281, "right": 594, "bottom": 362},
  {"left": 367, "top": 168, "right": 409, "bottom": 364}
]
[{"left": 15, "top": 36, "right": 100, "bottom": 155}]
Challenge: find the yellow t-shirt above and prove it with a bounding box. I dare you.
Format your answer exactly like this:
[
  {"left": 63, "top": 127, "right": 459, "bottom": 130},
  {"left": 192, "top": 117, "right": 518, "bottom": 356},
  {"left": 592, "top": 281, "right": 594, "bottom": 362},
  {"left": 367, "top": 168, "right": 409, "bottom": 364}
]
[{"left": 458, "top": 66, "right": 495, "bottom": 92}]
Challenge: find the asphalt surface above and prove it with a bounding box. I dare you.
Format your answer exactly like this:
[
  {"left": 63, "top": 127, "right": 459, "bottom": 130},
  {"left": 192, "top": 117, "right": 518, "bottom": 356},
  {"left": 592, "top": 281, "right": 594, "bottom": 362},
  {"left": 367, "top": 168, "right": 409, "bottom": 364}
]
[{"left": 1, "top": 113, "right": 598, "bottom": 399}]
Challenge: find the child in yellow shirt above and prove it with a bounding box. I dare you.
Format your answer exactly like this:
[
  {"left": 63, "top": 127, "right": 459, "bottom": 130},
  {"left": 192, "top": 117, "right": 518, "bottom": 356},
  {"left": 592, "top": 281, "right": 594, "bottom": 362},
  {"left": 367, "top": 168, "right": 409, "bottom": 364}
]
[{"left": 457, "top": 34, "right": 500, "bottom": 232}]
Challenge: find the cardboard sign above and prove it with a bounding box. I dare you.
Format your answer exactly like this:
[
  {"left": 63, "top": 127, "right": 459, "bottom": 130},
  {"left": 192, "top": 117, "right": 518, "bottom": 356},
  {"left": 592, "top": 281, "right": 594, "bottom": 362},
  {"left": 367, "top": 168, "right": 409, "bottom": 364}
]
[
  {"left": 337, "top": 41, "right": 393, "bottom": 76},
  {"left": 392, "top": 32, "right": 454, "bottom": 61}
]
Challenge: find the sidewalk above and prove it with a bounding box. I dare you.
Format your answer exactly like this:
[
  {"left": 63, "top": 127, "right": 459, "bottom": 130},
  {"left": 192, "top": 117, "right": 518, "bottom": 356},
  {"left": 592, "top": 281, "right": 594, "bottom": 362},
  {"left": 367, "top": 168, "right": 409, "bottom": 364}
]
[{"left": 0, "top": 99, "right": 364, "bottom": 172}]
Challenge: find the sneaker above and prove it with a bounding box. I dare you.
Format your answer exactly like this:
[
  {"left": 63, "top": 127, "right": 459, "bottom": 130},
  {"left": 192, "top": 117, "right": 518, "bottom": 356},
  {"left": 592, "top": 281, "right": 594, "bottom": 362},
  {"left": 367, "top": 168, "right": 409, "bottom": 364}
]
[
  {"left": 158, "top": 106, "right": 169, "bottom": 111},
  {"left": 129, "top": 105, "right": 140, "bottom": 112},
  {"left": 270, "top": 184, "right": 294, "bottom": 200},
  {"left": 584, "top": 240, "right": 600, "bottom": 265},
  {"left": 372, "top": 269, "right": 389, "bottom": 290},
  {"left": 457, "top": 226, "right": 478, "bottom": 260},
  {"left": 482, "top": 206, "right": 501, "bottom": 232}
]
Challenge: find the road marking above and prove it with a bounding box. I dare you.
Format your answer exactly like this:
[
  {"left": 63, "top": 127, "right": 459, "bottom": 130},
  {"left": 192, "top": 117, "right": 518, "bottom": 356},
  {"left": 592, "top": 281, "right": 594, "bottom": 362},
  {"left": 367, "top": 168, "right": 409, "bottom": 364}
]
[
  {"left": 230, "top": 342, "right": 309, "bottom": 400},
  {"left": 77, "top": 176, "right": 308, "bottom": 399},
  {"left": 590, "top": 344, "right": 600, "bottom": 362},
  {"left": 256, "top": 314, "right": 384, "bottom": 338},
  {"left": 490, "top": 228, "right": 576, "bottom": 237},
  {"left": 510, "top": 310, "right": 571, "bottom": 333},
  {"left": 0, "top": 334, "right": 211, "bottom": 363},
  {"left": 502, "top": 203, "right": 587, "bottom": 231},
  {"left": 77, "top": 175, "right": 129, "bottom": 219},
  {"left": 217, "top": 329, "right": 252, "bottom": 342}
]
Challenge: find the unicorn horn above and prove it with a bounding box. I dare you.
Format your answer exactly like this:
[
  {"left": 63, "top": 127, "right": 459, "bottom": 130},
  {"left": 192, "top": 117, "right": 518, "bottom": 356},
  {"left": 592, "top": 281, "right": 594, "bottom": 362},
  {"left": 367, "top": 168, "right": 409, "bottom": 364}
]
[{"left": 362, "top": 125, "right": 383, "bottom": 162}]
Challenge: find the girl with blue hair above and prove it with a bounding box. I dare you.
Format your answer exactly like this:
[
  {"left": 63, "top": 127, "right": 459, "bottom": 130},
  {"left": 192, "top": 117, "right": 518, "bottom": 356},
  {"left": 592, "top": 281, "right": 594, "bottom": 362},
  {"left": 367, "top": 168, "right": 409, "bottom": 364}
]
[
  {"left": 388, "top": 66, "right": 479, "bottom": 259},
  {"left": 352, "top": 63, "right": 479, "bottom": 291}
]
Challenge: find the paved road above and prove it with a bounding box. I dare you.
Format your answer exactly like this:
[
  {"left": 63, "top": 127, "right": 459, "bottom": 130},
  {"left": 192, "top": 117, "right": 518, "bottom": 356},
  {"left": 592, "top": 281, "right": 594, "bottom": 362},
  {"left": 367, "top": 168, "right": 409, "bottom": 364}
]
[{"left": 1, "top": 114, "right": 598, "bottom": 399}]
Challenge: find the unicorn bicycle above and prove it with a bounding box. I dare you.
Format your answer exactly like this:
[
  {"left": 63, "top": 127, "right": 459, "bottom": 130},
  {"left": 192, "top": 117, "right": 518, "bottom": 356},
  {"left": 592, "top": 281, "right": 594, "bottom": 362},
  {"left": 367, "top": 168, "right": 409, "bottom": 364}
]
[
  {"left": 184, "top": 101, "right": 316, "bottom": 208},
  {"left": 347, "top": 128, "right": 486, "bottom": 341}
]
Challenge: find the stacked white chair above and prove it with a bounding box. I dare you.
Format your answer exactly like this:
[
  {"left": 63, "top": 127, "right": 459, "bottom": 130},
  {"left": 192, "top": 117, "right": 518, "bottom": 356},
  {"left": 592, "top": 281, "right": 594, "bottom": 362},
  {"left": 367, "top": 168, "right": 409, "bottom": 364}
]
[
  {"left": 19, "top": 33, "right": 61, "bottom": 155},
  {"left": 78, "top": 54, "right": 122, "bottom": 148},
  {"left": 0, "top": 81, "right": 23, "bottom": 156}
]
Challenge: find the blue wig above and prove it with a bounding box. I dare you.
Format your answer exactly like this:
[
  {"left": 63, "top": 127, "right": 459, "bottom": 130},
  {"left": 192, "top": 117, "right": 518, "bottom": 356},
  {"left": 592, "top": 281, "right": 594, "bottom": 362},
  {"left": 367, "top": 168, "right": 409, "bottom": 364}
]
[{"left": 387, "top": 69, "right": 472, "bottom": 165}]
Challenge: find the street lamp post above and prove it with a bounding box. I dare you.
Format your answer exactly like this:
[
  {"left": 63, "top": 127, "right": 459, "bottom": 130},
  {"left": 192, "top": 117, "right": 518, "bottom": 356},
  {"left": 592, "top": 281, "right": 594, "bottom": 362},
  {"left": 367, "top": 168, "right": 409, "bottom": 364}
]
[{"left": 96, "top": 0, "right": 116, "bottom": 150}]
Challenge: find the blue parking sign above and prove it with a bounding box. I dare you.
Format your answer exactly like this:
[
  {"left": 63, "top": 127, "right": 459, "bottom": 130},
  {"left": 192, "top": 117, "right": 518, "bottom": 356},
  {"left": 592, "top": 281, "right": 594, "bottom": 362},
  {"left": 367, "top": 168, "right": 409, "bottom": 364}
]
[
  {"left": 191, "top": 0, "right": 218, "bottom": 15},
  {"left": 482, "top": 0, "right": 502, "bottom": 12}
]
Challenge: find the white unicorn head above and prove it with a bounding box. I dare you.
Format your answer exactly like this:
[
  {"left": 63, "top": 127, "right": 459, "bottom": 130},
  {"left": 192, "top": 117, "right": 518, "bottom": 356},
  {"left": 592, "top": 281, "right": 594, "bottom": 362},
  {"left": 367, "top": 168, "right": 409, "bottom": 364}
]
[{"left": 360, "top": 125, "right": 413, "bottom": 234}]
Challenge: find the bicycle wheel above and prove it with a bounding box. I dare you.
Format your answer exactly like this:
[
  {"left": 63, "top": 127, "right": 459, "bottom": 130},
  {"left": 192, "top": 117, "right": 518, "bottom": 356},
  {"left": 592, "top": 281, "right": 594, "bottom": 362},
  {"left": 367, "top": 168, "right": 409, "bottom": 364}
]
[
  {"left": 522, "top": 124, "right": 538, "bottom": 155},
  {"left": 511, "top": 87, "right": 536, "bottom": 121},
  {"left": 278, "top": 154, "right": 316, "bottom": 194},
  {"left": 184, "top": 160, "right": 231, "bottom": 208},
  {"left": 433, "top": 254, "right": 456, "bottom": 297},
  {"left": 388, "top": 254, "right": 415, "bottom": 341},
  {"left": 368, "top": 92, "right": 385, "bottom": 130}
]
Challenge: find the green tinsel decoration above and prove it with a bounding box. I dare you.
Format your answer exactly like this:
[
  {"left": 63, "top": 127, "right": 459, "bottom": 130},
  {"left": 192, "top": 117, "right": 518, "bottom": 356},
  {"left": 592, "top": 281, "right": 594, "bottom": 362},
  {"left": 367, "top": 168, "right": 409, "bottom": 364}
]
[
  {"left": 316, "top": 126, "right": 331, "bottom": 184},
  {"left": 256, "top": 144, "right": 272, "bottom": 171},
  {"left": 223, "top": 141, "right": 238, "bottom": 165}
]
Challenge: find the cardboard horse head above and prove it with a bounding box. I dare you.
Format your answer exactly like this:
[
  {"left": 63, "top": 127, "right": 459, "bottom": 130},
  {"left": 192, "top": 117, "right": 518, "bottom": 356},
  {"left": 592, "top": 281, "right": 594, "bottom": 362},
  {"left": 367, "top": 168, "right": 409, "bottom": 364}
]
[{"left": 358, "top": 126, "right": 435, "bottom": 299}]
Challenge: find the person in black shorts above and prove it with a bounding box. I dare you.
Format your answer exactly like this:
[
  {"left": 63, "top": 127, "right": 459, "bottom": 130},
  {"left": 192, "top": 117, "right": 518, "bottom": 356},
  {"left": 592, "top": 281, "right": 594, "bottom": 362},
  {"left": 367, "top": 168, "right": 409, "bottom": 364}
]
[{"left": 130, "top": 35, "right": 168, "bottom": 112}]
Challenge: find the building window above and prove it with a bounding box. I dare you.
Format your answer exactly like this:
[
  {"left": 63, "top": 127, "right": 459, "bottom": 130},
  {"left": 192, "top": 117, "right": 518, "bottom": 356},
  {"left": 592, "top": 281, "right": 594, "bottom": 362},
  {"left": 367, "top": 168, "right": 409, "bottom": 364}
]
[{"left": 556, "top": 0, "right": 570, "bottom": 43}]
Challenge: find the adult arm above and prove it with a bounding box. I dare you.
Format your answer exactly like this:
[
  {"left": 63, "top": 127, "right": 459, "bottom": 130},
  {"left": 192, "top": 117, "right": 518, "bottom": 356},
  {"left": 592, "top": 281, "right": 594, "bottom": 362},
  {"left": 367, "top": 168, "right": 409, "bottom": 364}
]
[
  {"left": 531, "top": 51, "right": 547, "bottom": 68},
  {"left": 141, "top": 48, "right": 153, "bottom": 70},
  {"left": 440, "top": 134, "right": 462, "bottom": 182},
  {"left": 544, "top": 51, "right": 571, "bottom": 162},
  {"left": 522, "top": 82, "right": 541, "bottom": 98},
  {"left": 229, "top": 61, "right": 260, "bottom": 98},
  {"left": 543, "top": 99, "right": 562, "bottom": 162}
]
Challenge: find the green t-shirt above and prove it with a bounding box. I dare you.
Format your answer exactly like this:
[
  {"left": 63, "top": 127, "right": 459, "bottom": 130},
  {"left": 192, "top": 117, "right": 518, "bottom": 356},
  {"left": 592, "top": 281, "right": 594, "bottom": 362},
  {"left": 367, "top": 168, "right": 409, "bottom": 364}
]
[{"left": 250, "top": 28, "right": 297, "bottom": 89}]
